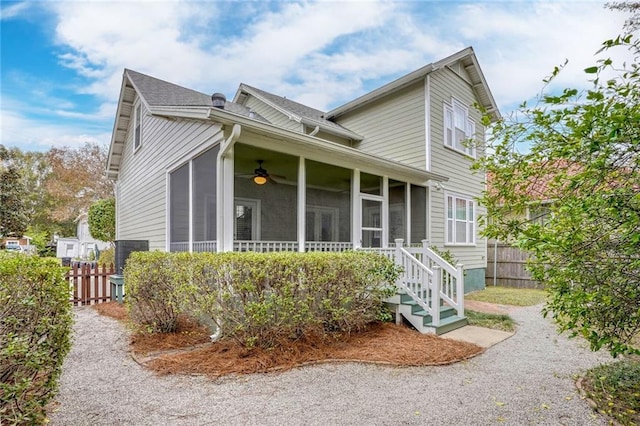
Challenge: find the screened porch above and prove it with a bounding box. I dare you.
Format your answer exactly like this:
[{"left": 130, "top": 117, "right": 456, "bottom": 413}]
[{"left": 167, "top": 142, "right": 429, "bottom": 253}]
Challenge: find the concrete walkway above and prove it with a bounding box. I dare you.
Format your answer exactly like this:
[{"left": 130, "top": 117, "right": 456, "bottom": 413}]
[{"left": 49, "top": 304, "right": 612, "bottom": 425}]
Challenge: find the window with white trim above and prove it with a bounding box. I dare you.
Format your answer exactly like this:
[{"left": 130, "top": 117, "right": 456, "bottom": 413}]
[
  {"left": 446, "top": 193, "right": 475, "bottom": 245},
  {"left": 134, "top": 102, "right": 142, "bottom": 151},
  {"left": 444, "top": 98, "right": 475, "bottom": 157}
]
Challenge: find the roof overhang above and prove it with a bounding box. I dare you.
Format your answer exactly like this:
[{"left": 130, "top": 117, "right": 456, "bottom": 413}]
[
  {"left": 106, "top": 72, "right": 134, "bottom": 179},
  {"left": 326, "top": 47, "right": 500, "bottom": 121}
]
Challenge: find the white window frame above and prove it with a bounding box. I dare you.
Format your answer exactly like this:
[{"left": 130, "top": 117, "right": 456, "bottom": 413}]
[
  {"left": 134, "top": 102, "right": 142, "bottom": 152},
  {"left": 306, "top": 205, "right": 339, "bottom": 241},
  {"left": 445, "top": 192, "right": 476, "bottom": 246},
  {"left": 443, "top": 97, "right": 476, "bottom": 158},
  {"left": 234, "top": 198, "right": 261, "bottom": 240}
]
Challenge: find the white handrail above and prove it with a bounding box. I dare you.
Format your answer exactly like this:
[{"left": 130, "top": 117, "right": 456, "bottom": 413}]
[{"left": 393, "top": 239, "right": 465, "bottom": 322}]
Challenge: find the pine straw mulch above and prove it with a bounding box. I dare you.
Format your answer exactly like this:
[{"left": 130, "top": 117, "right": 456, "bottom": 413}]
[{"left": 92, "top": 302, "right": 483, "bottom": 379}]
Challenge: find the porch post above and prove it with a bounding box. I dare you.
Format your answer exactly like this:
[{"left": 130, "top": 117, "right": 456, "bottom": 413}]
[
  {"left": 405, "top": 183, "right": 411, "bottom": 245},
  {"left": 297, "top": 157, "right": 306, "bottom": 252},
  {"left": 352, "top": 169, "right": 360, "bottom": 249},
  {"left": 382, "top": 176, "right": 389, "bottom": 248},
  {"left": 221, "top": 150, "right": 235, "bottom": 252}
]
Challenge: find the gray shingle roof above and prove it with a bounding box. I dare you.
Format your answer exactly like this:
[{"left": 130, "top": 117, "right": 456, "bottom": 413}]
[
  {"left": 125, "top": 69, "right": 268, "bottom": 122},
  {"left": 238, "top": 83, "right": 361, "bottom": 139}
]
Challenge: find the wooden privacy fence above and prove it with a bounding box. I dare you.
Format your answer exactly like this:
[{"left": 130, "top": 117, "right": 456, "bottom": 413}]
[
  {"left": 67, "top": 263, "right": 115, "bottom": 306},
  {"left": 486, "top": 240, "right": 542, "bottom": 289}
]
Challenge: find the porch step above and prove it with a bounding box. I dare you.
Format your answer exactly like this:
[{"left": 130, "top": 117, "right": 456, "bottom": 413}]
[{"left": 386, "top": 297, "right": 467, "bottom": 335}]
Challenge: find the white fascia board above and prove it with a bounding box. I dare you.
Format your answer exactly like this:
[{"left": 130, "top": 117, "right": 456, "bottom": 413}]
[
  {"left": 147, "top": 106, "right": 211, "bottom": 120},
  {"left": 299, "top": 117, "right": 363, "bottom": 141},
  {"left": 236, "top": 84, "right": 301, "bottom": 122},
  {"left": 106, "top": 73, "right": 131, "bottom": 176}
]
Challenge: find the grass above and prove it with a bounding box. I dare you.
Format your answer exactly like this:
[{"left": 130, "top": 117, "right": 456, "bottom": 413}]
[
  {"left": 465, "top": 310, "right": 516, "bottom": 332},
  {"left": 466, "top": 286, "right": 547, "bottom": 306},
  {"left": 580, "top": 359, "right": 640, "bottom": 425}
]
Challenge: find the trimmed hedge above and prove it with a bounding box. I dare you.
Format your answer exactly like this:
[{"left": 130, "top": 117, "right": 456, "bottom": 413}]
[
  {"left": 0, "top": 252, "right": 73, "bottom": 425},
  {"left": 124, "top": 251, "right": 399, "bottom": 348}
]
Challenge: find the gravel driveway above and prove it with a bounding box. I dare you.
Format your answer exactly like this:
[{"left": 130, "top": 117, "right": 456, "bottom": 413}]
[{"left": 49, "top": 305, "right": 611, "bottom": 425}]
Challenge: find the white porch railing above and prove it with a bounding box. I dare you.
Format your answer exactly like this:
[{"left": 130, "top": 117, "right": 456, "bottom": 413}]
[
  {"left": 234, "top": 240, "right": 299, "bottom": 252},
  {"left": 170, "top": 242, "right": 189, "bottom": 252},
  {"left": 171, "top": 241, "right": 354, "bottom": 253},
  {"left": 305, "top": 241, "right": 353, "bottom": 252},
  {"left": 367, "top": 239, "right": 464, "bottom": 326},
  {"left": 193, "top": 241, "right": 217, "bottom": 252}
]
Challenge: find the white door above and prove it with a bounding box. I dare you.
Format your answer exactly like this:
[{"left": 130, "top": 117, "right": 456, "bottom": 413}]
[
  {"left": 361, "top": 197, "right": 383, "bottom": 248},
  {"left": 234, "top": 198, "right": 260, "bottom": 240}
]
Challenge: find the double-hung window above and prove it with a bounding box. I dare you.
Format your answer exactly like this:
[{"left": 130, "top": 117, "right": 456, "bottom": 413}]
[
  {"left": 444, "top": 98, "right": 475, "bottom": 157},
  {"left": 446, "top": 193, "right": 475, "bottom": 245},
  {"left": 134, "top": 102, "right": 142, "bottom": 151}
]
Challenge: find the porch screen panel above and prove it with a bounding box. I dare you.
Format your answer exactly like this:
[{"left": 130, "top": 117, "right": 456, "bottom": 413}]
[
  {"left": 192, "top": 145, "right": 219, "bottom": 251},
  {"left": 305, "top": 160, "right": 351, "bottom": 242},
  {"left": 389, "top": 180, "right": 406, "bottom": 242},
  {"left": 169, "top": 163, "right": 189, "bottom": 252},
  {"left": 410, "top": 185, "right": 427, "bottom": 243},
  {"left": 360, "top": 172, "right": 381, "bottom": 196}
]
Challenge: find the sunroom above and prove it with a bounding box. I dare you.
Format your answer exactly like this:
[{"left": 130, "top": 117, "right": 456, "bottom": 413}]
[{"left": 166, "top": 116, "right": 447, "bottom": 255}]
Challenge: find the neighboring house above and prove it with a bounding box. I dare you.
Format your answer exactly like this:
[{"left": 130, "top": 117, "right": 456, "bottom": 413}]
[
  {"left": 2, "top": 236, "right": 32, "bottom": 252},
  {"left": 106, "top": 47, "right": 499, "bottom": 333},
  {"left": 56, "top": 213, "right": 111, "bottom": 259}
]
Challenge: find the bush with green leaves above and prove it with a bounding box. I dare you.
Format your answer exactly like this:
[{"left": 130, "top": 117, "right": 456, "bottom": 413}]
[
  {"left": 98, "top": 247, "right": 114, "bottom": 267},
  {"left": 124, "top": 251, "right": 195, "bottom": 333},
  {"left": 125, "top": 251, "right": 399, "bottom": 348},
  {"left": 0, "top": 252, "right": 73, "bottom": 425}
]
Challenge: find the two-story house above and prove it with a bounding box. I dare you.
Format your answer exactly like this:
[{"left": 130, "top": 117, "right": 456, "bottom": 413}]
[{"left": 106, "top": 47, "right": 499, "bottom": 334}]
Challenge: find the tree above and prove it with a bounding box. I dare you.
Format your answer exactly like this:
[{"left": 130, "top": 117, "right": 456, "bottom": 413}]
[
  {"left": 0, "top": 145, "right": 29, "bottom": 238},
  {"left": 88, "top": 198, "right": 115, "bottom": 243},
  {"left": 607, "top": 1, "right": 640, "bottom": 32},
  {"left": 45, "top": 142, "right": 114, "bottom": 225},
  {"left": 475, "top": 35, "right": 640, "bottom": 357}
]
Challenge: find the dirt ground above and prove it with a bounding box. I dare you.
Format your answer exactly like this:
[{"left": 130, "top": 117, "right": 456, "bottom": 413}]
[{"left": 93, "top": 302, "right": 484, "bottom": 378}]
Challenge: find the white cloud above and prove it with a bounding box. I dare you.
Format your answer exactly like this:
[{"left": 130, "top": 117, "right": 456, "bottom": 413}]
[
  {"left": 451, "top": 2, "right": 633, "bottom": 110},
  {"left": 0, "top": 1, "right": 30, "bottom": 20},
  {"left": 10, "top": 0, "right": 638, "bottom": 140},
  {"left": 1, "top": 108, "right": 110, "bottom": 151}
]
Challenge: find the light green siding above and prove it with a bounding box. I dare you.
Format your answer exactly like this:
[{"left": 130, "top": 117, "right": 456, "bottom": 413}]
[
  {"left": 334, "top": 81, "right": 426, "bottom": 169},
  {"left": 428, "top": 67, "right": 487, "bottom": 270},
  {"left": 244, "top": 96, "right": 301, "bottom": 132},
  {"left": 116, "top": 96, "right": 224, "bottom": 250}
]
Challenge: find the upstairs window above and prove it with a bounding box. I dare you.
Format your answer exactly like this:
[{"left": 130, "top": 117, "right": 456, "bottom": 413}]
[
  {"left": 134, "top": 102, "right": 142, "bottom": 151},
  {"left": 444, "top": 98, "right": 475, "bottom": 157},
  {"left": 446, "top": 193, "right": 475, "bottom": 245}
]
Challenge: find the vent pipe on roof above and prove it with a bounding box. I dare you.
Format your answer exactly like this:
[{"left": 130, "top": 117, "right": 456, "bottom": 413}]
[{"left": 211, "top": 92, "right": 226, "bottom": 109}]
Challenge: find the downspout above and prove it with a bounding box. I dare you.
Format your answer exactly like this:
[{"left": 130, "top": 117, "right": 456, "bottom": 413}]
[{"left": 309, "top": 125, "right": 320, "bottom": 137}]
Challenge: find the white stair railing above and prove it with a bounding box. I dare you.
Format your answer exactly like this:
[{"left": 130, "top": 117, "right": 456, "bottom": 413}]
[
  {"left": 391, "top": 239, "right": 464, "bottom": 323},
  {"left": 394, "top": 241, "right": 435, "bottom": 320},
  {"left": 405, "top": 239, "right": 464, "bottom": 317}
]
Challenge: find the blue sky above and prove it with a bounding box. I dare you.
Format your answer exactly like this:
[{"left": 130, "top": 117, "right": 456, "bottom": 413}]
[{"left": 0, "top": 0, "right": 633, "bottom": 152}]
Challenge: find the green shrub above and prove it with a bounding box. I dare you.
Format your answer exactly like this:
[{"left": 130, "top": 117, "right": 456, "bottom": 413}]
[
  {"left": 581, "top": 359, "right": 640, "bottom": 425},
  {"left": 98, "top": 247, "right": 114, "bottom": 267},
  {"left": 0, "top": 252, "right": 73, "bottom": 425},
  {"left": 125, "top": 251, "right": 399, "bottom": 348},
  {"left": 124, "top": 251, "right": 195, "bottom": 333}
]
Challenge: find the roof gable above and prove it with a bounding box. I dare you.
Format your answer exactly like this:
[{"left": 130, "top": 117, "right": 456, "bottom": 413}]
[
  {"left": 326, "top": 47, "right": 499, "bottom": 121},
  {"left": 234, "top": 83, "right": 363, "bottom": 141},
  {"left": 106, "top": 70, "right": 267, "bottom": 177}
]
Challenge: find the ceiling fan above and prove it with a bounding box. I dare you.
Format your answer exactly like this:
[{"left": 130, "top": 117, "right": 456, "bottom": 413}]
[{"left": 236, "top": 160, "right": 286, "bottom": 185}]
